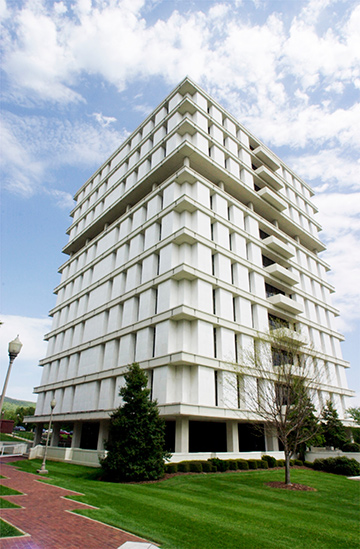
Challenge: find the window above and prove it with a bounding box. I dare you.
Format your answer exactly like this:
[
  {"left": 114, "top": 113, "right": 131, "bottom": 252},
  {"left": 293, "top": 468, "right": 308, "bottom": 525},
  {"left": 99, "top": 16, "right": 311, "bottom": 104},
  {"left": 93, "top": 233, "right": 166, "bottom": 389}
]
[
  {"left": 215, "top": 371, "right": 219, "bottom": 406},
  {"left": 265, "top": 283, "right": 285, "bottom": 298},
  {"left": 152, "top": 327, "right": 156, "bottom": 358},
  {"left": 236, "top": 374, "right": 242, "bottom": 408},
  {"left": 268, "top": 314, "right": 289, "bottom": 330},
  {"left": 262, "top": 255, "right": 275, "bottom": 267},
  {"left": 259, "top": 229, "right": 270, "bottom": 240},
  {"left": 272, "top": 347, "right": 294, "bottom": 367},
  {"left": 213, "top": 328, "right": 217, "bottom": 358},
  {"left": 213, "top": 289, "right": 217, "bottom": 315},
  {"left": 211, "top": 254, "right": 216, "bottom": 276}
]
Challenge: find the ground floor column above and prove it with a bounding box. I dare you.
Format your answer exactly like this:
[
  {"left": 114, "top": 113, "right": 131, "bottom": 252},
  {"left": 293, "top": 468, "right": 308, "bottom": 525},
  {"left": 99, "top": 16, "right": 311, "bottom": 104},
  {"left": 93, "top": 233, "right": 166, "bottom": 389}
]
[
  {"left": 71, "top": 422, "right": 82, "bottom": 448},
  {"left": 97, "top": 420, "right": 109, "bottom": 451},
  {"left": 175, "top": 417, "right": 189, "bottom": 454},
  {"left": 226, "top": 421, "right": 239, "bottom": 452},
  {"left": 34, "top": 423, "right": 44, "bottom": 446},
  {"left": 265, "top": 425, "right": 279, "bottom": 452},
  {"left": 51, "top": 423, "right": 60, "bottom": 447}
]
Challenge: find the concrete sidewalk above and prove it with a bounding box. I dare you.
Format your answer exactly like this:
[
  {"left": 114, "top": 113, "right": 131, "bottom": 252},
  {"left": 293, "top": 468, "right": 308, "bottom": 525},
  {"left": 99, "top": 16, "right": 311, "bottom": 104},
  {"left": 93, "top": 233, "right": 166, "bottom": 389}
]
[{"left": 0, "top": 458, "right": 157, "bottom": 549}]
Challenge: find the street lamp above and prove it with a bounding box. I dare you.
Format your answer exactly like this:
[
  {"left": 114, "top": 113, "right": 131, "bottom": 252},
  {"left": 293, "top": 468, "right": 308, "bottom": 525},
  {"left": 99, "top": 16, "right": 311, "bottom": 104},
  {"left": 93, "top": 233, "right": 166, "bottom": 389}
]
[
  {"left": 0, "top": 336, "right": 23, "bottom": 416},
  {"left": 37, "top": 399, "right": 56, "bottom": 475}
]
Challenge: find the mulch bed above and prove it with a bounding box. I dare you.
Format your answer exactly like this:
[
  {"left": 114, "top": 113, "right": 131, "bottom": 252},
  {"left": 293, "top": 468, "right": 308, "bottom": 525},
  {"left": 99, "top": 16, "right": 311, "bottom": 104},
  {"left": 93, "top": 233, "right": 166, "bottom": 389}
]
[{"left": 265, "top": 481, "right": 317, "bottom": 491}]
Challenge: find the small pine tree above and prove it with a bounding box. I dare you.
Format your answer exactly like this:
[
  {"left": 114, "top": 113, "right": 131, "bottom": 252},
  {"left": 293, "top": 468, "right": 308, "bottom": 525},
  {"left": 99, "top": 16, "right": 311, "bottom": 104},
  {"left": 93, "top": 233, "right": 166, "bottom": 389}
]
[
  {"left": 321, "top": 400, "right": 347, "bottom": 449},
  {"left": 100, "top": 363, "right": 170, "bottom": 482}
]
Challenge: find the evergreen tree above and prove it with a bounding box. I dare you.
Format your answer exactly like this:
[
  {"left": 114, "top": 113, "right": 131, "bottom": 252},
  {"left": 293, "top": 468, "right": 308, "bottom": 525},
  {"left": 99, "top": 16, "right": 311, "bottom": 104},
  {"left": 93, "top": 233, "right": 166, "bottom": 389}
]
[
  {"left": 100, "top": 363, "right": 170, "bottom": 482},
  {"left": 321, "top": 400, "right": 347, "bottom": 449}
]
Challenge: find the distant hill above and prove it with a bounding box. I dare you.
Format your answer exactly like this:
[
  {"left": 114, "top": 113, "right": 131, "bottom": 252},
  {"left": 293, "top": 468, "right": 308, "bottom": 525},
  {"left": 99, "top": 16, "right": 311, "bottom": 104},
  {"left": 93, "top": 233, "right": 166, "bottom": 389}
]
[{"left": 3, "top": 396, "right": 36, "bottom": 409}]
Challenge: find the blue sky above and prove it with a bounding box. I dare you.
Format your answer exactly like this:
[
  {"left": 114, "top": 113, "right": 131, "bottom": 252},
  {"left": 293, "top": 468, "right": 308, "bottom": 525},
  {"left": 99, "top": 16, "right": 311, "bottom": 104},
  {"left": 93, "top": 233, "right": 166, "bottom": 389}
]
[{"left": 1, "top": 0, "right": 359, "bottom": 407}]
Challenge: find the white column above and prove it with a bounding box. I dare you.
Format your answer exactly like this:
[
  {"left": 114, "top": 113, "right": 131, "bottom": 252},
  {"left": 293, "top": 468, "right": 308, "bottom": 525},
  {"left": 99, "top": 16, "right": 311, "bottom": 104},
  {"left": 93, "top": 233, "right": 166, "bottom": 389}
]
[
  {"left": 51, "top": 423, "right": 60, "bottom": 447},
  {"left": 227, "top": 421, "right": 239, "bottom": 452},
  {"left": 265, "top": 425, "right": 279, "bottom": 452},
  {"left": 34, "top": 423, "right": 44, "bottom": 446},
  {"left": 97, "top": 420, "right": 109, "bottom": 451},
  {"left": 175, "top": 417, "right": 189, "bottom": 454},
  {"left": 72, "top": 422, "right": 82, "bottom": 448}
]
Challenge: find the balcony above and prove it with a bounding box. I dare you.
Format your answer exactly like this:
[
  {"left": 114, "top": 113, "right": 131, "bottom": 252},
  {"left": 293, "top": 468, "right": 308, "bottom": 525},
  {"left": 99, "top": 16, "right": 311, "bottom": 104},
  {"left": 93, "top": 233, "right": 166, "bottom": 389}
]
[
  {"left": 267, "top": 294, "right": 303, "bottom": 315},
  {"left": 262, "top": 235, "right": 294, "bottom": 259},
  {"left": 253, "top": 146, "right": 280, "bottom": 172},
  {"left": 255, "top": 165, "right": 283, "bottom": 191},
  {"left": 264, "top": 264, "right": 299, "bottom": 286},
  {"left": 257, "top": 186, "right": 287, "bottom": 211},
  {"left": 271, "top": 327, "right": 306, "bottom": 346}
]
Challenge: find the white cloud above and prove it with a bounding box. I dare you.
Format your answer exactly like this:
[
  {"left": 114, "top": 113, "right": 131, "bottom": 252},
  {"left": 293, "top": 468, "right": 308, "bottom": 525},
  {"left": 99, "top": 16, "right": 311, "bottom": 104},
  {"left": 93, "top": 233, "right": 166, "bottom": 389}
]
[
  {"left": 92, "top": 112, "right": 117, "bottom": 127},
  {"left": 1, "top": 112, "right": 129, "bottom": 200},
  {"left": 313, "top": 192, "right": 360, "bottom": 332},
  {"left": 288, "top": 149, "right": 360, "bottom": 191}
]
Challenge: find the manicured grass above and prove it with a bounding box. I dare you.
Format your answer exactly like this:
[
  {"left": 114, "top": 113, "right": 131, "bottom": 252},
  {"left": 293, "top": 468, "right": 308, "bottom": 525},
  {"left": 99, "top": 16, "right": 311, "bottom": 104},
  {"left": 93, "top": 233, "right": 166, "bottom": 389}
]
[
  {"left": 11, "top": 460, "right": 360, "bottom": 549},
  {"left": 0, "top": 480, "right": 23, "bottom": 537},
  {"left": 0, "top": 518, "right": 24, "bottom": 538}
]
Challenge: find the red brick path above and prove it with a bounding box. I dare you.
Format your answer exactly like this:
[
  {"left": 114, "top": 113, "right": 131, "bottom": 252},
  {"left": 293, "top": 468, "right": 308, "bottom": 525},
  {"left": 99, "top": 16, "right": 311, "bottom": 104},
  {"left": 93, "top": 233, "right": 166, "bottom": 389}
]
[{"left": 0, "top": 458, "right": 149, "bottom": 548}]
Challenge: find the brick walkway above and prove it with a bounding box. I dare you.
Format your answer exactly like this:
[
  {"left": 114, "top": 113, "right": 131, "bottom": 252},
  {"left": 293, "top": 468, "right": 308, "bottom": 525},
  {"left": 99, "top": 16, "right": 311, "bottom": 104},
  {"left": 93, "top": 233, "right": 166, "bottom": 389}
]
[{"left": 0, "top": 458, "right": 151, "bottom": 549}]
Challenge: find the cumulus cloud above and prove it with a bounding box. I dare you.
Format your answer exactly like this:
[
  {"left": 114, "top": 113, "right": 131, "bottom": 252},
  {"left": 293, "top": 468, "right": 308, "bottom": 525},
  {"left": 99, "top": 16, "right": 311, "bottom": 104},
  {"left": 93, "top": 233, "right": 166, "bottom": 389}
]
[
  {"left": 1, "top": 112, "right": 129, "bottom": 199},
  {"left": 313, "top": 192, "right": 360, "bottom": 332}
]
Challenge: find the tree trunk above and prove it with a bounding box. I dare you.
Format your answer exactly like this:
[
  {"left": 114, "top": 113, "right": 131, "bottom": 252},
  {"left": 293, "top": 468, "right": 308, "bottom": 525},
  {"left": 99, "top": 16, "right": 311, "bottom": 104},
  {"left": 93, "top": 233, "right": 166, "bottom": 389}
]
[{"left": 285, "top": 452, "right": 291, "bottom": 485}]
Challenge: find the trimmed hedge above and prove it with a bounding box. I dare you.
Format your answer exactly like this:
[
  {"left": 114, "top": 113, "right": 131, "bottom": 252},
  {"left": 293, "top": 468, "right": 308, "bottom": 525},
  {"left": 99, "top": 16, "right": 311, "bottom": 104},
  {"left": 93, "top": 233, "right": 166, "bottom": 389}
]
[
  {"left": 276, "top": 459, "right": 285, "bottom": 467},
  {"left": 342, "top": 442, "right": 360, "bottom": 453},
  {"left": 237, "top": 460, "right": 249, "bottom": 470},
  {"left": 247, "top": 459, "right": 258, "bottom": 469},
  {"left": 165, "top": 463, "right": 178, "bottom": 474},
  {"left": 177, "top": 461, "right": 191, "bottom": 473},
  {"left": 228, "top": 460, "right": 239, "bottom": 470},
  {"left": 199, "top": 461, "right": 213, "bottom": 473},
  {"left": 262, "top": 455, "right": 277, "bottom": 468},
  {"left": 208, "top": 458, "right": 229, "bottom": 472},
  {"left": 189, "top": 461, "right": 203, "bottom": 473},
  {"left": 312, "top": 456, "right": 360, "bottom": 476}
]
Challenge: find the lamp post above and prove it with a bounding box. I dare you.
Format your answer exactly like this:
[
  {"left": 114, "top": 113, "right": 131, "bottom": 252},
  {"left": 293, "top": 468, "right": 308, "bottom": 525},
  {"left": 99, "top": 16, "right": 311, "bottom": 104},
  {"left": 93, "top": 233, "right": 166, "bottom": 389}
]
[
  {"left": 0, "top": 336, "right": 23, "bottom": 417},
  {"left": 37, "top": 399, "right": 56, "bottom": 475}
]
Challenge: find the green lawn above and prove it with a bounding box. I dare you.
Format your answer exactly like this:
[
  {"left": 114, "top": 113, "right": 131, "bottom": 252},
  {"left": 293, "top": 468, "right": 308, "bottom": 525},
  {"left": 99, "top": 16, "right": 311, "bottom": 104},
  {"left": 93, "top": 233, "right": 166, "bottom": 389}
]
[
  {"left": 0, "top": 479, "right": 23, "bottom": 538},
  {"left": 9, "top": 460, "right": 360, "bottom": 549}
]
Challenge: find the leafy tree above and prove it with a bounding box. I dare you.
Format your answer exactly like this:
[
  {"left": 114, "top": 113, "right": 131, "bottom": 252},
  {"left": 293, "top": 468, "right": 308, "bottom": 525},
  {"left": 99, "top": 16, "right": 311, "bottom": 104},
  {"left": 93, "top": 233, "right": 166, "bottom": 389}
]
[
  {"left": 100, "top": 363, "right": 170, "bottom": 482},
  {"left": 347, "top": 407, "right": 360, "bottom": 445},
  {"left": 237, "top": 325, "right": 322, "bottom": 485},
  {"left": 321, "top": 400, "right": 347, "bottom": 449},
  {"left": 347, "top": 407, "right": 360, "bottom": 425}
]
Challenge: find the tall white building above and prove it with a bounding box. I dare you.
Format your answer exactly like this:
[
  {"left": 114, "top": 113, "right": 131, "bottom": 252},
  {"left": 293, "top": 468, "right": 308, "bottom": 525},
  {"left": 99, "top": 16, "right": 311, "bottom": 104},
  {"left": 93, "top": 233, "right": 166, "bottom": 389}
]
[{"left": 32, "top": 77, "right": 353, "bottom": 462}]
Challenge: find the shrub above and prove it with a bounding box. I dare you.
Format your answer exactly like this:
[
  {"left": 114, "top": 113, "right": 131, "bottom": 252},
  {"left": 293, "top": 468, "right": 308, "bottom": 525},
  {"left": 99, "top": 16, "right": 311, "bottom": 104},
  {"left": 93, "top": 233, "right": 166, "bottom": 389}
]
[
  {"left": 208, "top": 458, "right": 229, "bottom": 472},
  {"left": 313, "top": 456, "right": 360, "bottom": 476},
  {"left": 304, "top": 461, "right": 313, "bottom": 468},
  {"left": 165, "top": 463, "right": 178, "bottom": 474},
  {"left": 260, "top": 460, "right": 269, "bottom": 469},
  {"left": 177, "top": 461, "right": 191, "bottom": 473},
  {"left": 228, "top": 460, "right": 238, "bottom": 470},
  {"left": 342, "top": 442, "right": 360, "bottom": 453},
  {"left": 276, "top": 459, "right": 285, "bottom": 467},
  {"left": 189, "top": 461, "right": 203, "bottom": 473},
  {"left": 261, "top": 455, "right": 277, "bottom": 468},
  {"left": 293, "top": 459, "right": 304, "bottom": 466},
  {"left": 199, "top": 461, "right": 212, "bottom": 473},
  {"left": 237, "top": 460, "right": 249, "bottom": 470},
  {"left": 247, "top": 459, "right": 258, "bottom": 469},
  {"left": 313, "top": 459, "right": 325, "bottom": 471}
]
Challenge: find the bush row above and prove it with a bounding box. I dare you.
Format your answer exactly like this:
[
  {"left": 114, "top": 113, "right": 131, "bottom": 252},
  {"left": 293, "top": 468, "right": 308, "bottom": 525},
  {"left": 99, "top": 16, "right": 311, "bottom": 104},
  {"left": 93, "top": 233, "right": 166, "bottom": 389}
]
[
  {"left": 311, "top": 456, "right": 360, "bottom": 476},
  {"left": 164, "top": 456, "right": 303, "bottom": 474}
]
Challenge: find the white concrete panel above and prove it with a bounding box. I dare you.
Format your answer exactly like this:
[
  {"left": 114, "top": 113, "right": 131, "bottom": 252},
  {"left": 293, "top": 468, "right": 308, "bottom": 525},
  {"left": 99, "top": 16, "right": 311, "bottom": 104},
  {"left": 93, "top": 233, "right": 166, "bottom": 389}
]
[
  {"left": 118, "top": 334, "right": 135, "bottom": 365},
  {"left": 198, "top": 366, "right": 216, "bottom": 406}
]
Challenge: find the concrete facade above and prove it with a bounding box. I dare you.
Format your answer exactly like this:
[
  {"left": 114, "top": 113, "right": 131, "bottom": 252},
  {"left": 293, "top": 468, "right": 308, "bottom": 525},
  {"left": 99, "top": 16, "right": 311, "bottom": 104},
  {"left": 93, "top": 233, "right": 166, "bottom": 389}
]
[{"left": 32, "top": 77, "right": 354, "bottom": 460}]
